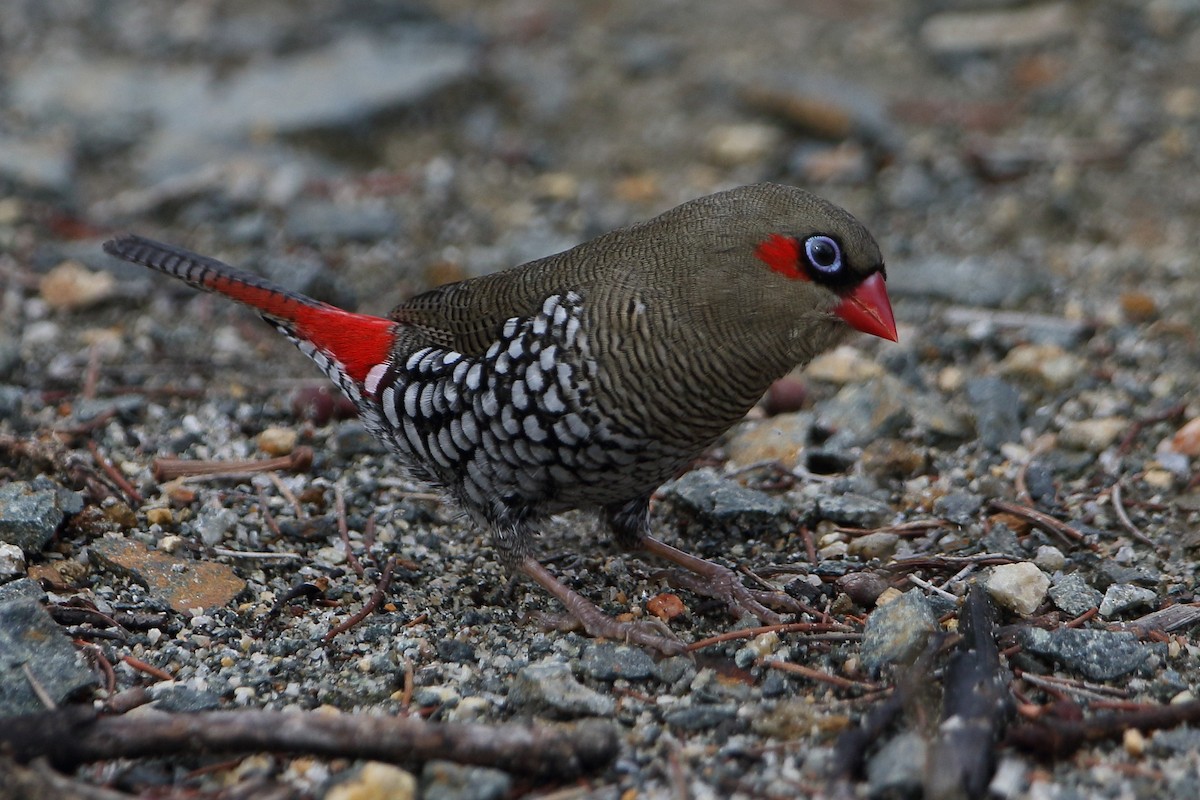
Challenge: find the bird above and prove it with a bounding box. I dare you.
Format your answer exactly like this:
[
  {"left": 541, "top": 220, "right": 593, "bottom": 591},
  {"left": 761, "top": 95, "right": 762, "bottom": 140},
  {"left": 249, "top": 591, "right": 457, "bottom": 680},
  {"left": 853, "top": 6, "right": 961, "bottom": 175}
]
[{"left": 104, "top": 182, "right": 897, "bottom": 655}]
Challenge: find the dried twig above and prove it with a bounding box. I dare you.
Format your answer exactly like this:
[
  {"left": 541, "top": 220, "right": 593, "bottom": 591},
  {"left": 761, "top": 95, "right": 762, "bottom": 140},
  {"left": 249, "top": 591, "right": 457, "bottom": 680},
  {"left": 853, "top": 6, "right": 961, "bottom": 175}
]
[
  {"left": 335, "top": 485, "right": 365, "bottom": 579},
  {"left": 325, "top": 556, "right": 397, "bottom": 642},
  {"left": 987, "top": 500, "right": 1096, "bottom": 550},
  {"left": 86, "top": 440, "right": 143, "bottom": 506},
  {"left": 153, "top": 447, "right": 313, "bottom": 482},
  {"left": 121, "top": 655, "right": 173, "bottom": 682},
  {"left": 686, "top": 622, "right": 857, "bottom": 652},
  {"left": 1008, "top": 700, "right": 1200, "bottom": 758},
  {"left": 1109, "top": 481, "right": 1155, "bottom": 547},
  {"left": 1, "top": 706, "right": 618, "bottom": 779},
  {"left": 760, "top": 660, "right": 881, "bottom": 692}
]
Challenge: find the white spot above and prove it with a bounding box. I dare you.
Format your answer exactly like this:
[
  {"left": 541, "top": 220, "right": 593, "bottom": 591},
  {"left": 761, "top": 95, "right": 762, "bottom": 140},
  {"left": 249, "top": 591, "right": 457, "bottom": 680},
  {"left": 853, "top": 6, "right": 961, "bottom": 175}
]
[
  {"left": 450, "top": 418, "right": 470, "bottom": 451},
  {"left": 556, "top": 363, "right": 573, "bottom": 389},
  {"left": 406, "top": 347, "right": 432, "bottom": 372},
  {"left": 486, "top": 341, "right": 502, "bottom": 359},
  {"left": 453, "top": 359, "right": 470, "bottom": 385},
  {"left": 382, "top": 386, "right": 400, "bottom": 428},
  {"left": 419, "top": 383, "right": 437, "bottom": 417},
  {"left": 541, "top": 296, "right": 559, "bottom": 316},
  {"left": 494, "top": 353, "right": 510, "bottom": 375},
  {"left": 511, "top": 379, "right": 529, "bottom": 410},
  {"left": 566, "top": 290, "right": 582, "bottom": 304},
  {"left": 501, "top": 408, "right": 521, "bottom": 437},
  {"left": 539, "top": 346, "right": 557, "bottom": 373},
  {"left": 502, "top": 318, "right": 519, "bottom": 338},
  {"left": 480, "top": 391, "right": 499, "bottom": 418},
  {"left": 530, "top": 443, "right": 554, "bottom": 463},
  {"left": 442, "top": 381, "right": 459, "bottom": 409},
  {"left": 425, "top": 431, "right": 452, "bottom": 468},
  {"left": 532, "top": 317, "right": 548, "bottom": 337},
  {"left": 438, "top": 428, "right": 458, "bottom": 460},
  {"left": 526, "top": 365, "right": 545, "bottom": 393},
  {"left": 465, "top": 363, "right": 483, "bottom": 391},
  {"left": 460, "top": 412, "right": 479, "bottom": 444},
  {"left": 441, "top": 350, "right": 462, "bottom": 366},
  {"left": 565, "top": 412, "right": 590, "bottom": 440},
  {"left": 403, "top": 383, "right": 420, "bottom": 417},
  {"left": 541, "top": 383, "right": 566, "bottom": 415},
  {"left": 364, "top": 362, "right": 389, "bottom": 396},
  {"left": 401, "top": 419, "right": 423, "bottom": 453},
  {"left": 522, "top": 415, "right": 548, "bottom": 442},
  {"left": 462, "top": 476, "right": 485, "bottom": 506},
  {"left": 564, "top": 316, "right": 581, "bottom": 346},
  {"left": 507, "top": 338, "right": 525, "bottom": 359},
  {"left": 419, "top": 350, "right": 439, "bottom": 372}
]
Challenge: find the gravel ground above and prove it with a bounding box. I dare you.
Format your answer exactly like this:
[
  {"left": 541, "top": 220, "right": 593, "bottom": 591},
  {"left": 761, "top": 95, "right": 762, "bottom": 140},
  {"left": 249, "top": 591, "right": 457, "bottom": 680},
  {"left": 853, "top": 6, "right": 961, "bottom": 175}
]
[{"left": 2, "top": 1, "right": 1200, "bottom": 798}]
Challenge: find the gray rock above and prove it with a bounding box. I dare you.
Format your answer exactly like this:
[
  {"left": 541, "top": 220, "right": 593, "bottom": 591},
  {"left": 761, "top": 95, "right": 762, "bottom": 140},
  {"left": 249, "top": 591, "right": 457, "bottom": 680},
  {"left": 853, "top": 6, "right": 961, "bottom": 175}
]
[
  {"left": 663, "top": 703, "right": 738, "bottom": 731},
  {"left": 509, "top": 661, "right": 615, "bottom": 718},
  {"left": 435, "top": 638, "right": 476, "bottom": 665},
  {"left": 888, "top": 254, "right": 1046, "bottom": 308},
  {"left": 1048, "top": 573, "right": 1103, "bottom": 617},
  {"left": 846, "top": 532, "right": 900, "bottom": 561},
  {"left": 0, "top": 543, "right": 25, "bottom": 581},
  {"left": 866, "top": 731, "right": 926, "bottom": 798},
  {"left": 332, "top": 420, "right": 388, "bottom": 456},
  {"left": 659, "top": 470, "right": 787, "bottom": 529},
  {"left": 422, "top": 759, "right": 511, "bottom": 800},
  {"left": 965, "top": 377, "right": 1023, "bottom": 449},
  {"left": 196, "top": 507, "right": 238, "bottom": 548},
  {"left": 262, "top": 254, "right": 360, "bottom": 310},
  {"left": 933, "top": 491, "right": 984, "bottom": 525},
  {"left": 0, "top": 385, "right": 24, "bottom": 420},
  {"left": 0, "top": 479, "right": 81, "bottom": 554},
  {"left": 71, "top": 395, "right": 147, "bottom": 423},
  {"left": 1098, "top": 584, "right": 1158, "bottom": 618},
  {"left": 655, "top": 655, "right": 695, "bottom": 687},
  {"left": 579, "top": 643, "right": 657, "bottom": 682},
  {"left": 816, "top": 375, "right": 913, "bottom": 449},
  {"left": 0, "top": 135, "right": 75, "bottom": 196},
  {"left": 150, "top": 685, "right": 222, "bottom": 713},
  {"left": 1015, "top": 627, "right": 1151, "bottom": 681},
  {"left": 861, "top": 590, "right": 939, "bottom": 671},
  {"left": 813, "top": 492, "right": 893, "bottom": 528},
  {"left": 0, "top": 578, "right": 46, "bottom": 605},
  {"left": 0, "top": 598, "right": 96, "bottom": 717}
]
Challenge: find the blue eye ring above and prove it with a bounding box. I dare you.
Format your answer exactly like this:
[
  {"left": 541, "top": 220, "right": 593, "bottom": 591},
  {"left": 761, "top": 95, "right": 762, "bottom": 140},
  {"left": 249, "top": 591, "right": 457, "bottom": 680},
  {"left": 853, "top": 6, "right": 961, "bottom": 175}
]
[{"left": 803, "top": 235, "right": 843, "bottom": 274}]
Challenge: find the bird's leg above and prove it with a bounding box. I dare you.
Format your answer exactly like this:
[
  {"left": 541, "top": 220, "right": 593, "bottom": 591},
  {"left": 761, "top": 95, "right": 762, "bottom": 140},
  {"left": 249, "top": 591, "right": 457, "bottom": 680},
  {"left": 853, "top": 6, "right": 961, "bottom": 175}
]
[
  {"left": 516, "top": 557, "right": 685, "bottom": 655},
  {"left": 493, "top": 519, "right": 685, "bottom": 655},
  {"left": 606, "top": 496, "right": 804, "bottom": 622}
]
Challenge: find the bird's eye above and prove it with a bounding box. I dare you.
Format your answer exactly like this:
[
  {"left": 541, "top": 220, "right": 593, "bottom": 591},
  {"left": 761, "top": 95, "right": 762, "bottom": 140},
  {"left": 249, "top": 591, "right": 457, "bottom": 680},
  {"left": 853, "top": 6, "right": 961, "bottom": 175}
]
[{"left": 803, "top": 235, "right": 843, "bottom": 274}]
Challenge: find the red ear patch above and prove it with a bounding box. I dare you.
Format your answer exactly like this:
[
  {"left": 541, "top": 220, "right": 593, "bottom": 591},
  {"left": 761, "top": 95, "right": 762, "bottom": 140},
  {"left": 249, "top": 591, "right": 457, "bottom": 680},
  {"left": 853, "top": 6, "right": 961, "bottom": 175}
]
[{"left": 754, "top": 234, "right": 807, "bottom": 281}]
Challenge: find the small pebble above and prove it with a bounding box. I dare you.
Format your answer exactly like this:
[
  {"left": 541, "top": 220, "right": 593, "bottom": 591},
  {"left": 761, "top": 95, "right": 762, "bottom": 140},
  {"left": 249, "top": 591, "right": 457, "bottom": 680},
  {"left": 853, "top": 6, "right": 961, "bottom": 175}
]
[
  {"left": 257, "top": 426, "right": 298, "bottom": 456},
  {"left": 986, "top": 562, "right": 1050, "bottom": 616}
]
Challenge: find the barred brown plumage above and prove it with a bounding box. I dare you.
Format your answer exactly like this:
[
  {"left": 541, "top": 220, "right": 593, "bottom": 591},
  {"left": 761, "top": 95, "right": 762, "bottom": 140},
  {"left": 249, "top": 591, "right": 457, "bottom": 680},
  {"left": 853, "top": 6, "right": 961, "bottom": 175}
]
[{"left": 104, "top": 182, "right": 897, "bottom": 654}]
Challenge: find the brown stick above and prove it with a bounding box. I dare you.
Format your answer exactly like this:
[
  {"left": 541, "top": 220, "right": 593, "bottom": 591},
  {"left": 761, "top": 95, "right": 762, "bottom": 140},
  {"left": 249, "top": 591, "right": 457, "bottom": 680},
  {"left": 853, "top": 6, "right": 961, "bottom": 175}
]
[
  {"left": 324, "top": 556, "right": 397, "bottom": 642},
  {"left": 0, "top": 706, "right": 618, "bottom": 779},
  {"left": 1008, "top": 701, "right": 1200, "bottom": 758},
  {"left": 86, "top": 440, "right": 143, "bottom": 506},
  {"left": 152, "top": 447, "right": 313, "bottom": 481},
  {"left": 335, "top": 485, "right": 365, "bottom": 579},
  {"left": 987, "top": 500, "right": 1096, "bottom": 550}
]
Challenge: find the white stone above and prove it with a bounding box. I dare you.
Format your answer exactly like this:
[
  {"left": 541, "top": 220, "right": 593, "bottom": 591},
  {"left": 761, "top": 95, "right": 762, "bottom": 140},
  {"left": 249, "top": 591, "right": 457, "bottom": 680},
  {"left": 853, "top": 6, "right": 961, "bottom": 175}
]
[{"left": 985, "top": 562, "right": 1050, "bottom": 616}]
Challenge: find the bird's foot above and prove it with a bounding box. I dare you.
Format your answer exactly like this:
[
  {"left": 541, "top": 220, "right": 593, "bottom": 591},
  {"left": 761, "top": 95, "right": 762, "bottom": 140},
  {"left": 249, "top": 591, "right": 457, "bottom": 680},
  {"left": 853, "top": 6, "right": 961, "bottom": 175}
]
[
  {"left": 519, "top": 556, "right": 687, "bottom": 656},
  {"left": 640, "top": 536, "right": 803, "bottom": 623}
]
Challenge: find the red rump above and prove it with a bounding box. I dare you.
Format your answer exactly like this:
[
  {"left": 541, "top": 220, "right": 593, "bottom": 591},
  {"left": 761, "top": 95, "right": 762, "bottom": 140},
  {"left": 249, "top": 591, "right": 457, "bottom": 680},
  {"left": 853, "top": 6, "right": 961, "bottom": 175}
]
[
  {"left": 206, "top": 274, "right": 395, "bottom": 387},
  {"left": 754, "top": 233, "right": 806, "bottom": 280}
]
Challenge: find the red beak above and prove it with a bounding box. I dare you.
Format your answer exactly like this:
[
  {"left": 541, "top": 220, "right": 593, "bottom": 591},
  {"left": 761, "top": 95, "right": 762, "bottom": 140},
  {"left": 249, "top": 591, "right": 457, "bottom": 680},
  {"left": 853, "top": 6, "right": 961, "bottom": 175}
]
[{"left": 835, "top": 272, "right": 898, "bottom": 342}]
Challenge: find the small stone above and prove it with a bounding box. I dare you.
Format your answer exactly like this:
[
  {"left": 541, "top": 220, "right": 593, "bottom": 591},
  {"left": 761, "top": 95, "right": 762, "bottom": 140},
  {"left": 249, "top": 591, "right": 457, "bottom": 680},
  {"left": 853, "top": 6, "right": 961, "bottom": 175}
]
[
  {"left": 196, "top": 507, "right": 238, "bottom": 547},
  {"left": 509, "top": 661, "right": 615, "bottom": 718},
  {"left": 0, "top": 598, "right": 96, "bottom": 716},
  {"left": 435, "top": 639, "right": 476, "bottom": 665},
  {"left": 1033, "top": 545, "right": 1065, "bottom": 573},
  {"left": 861, "top": 589, "right": 939, "bottom": 671},
  {"left": 1000, "top": 343, "right": 1084, "bottom": 389},
  {"left": 1168, "top": 417, "right": 1200, "bottom": 456},
  {"left": 40, "top": 260, "right": 116, "bottom": 311},
  {"left": 327, "top": 761, "right": 416, "bottom": 800},
  {"left": 866, "top": 731, "right": 926, "bottom": 798},
  {"left": 1015, "top": 627, "right": 1150, "bottom": 681},
  {"left": 332, "top": 420, "right": 388, "bottom": 456},
  {"left": 421, "top": 760, "right": 510, "bottom": 800},
  {"left": 646, "top": 593, "right": 687, "bottom": 621},
  {"left": 1120, "top": 292, "right": 1158, "bottom": 322},
  {"left": 0, "top": 543, "right": 25, "bottom": 581},
  {"left": 813, "top": 492, "right": 893, "bottom": 528},
  {"left": 725, "top": 412, "right": 813, "bottom": 469},
  {"left": 803, "top": 345, "right": 883, "bottom": 384},
  {"left": 580, "top": 643, "right": 657, "bottom": 681},
  {"left": 659, "top": 470, "right": 788, "bottom": 530},
  {"left": 1124, "top": 727, "right": 1146, "bottom": 758},
  {"left": 816, "top": 376, "right": 913, "bottom": 448},
  {"left": 1099, "top": 584, "right": 1158, "bottom": 618},
  {"left": 846, "top": 532, "right": 900, "bottom": 561},
  {"left": 257, "top": 426, "right": 298, "bottom": 456},
  {"left": 150, "top": 684, "right": 222, "bottom": 713},
  {"left": 966, "top": 377, "right": 1023, "bottom": 449},
  {"left": 145, "top": 507, "right": 174, "bottom": 527},
  {"left": 705, "top": 122, "right": 783, "bottom": 166},
  {"left": 920, "top": 2, "right": 1075, "bottom": 53},
  {"left": 934, "top": 491, "right": 984, "bottom": 525},
  {"left": 860, "top": 439, "right": 926, "bottom": 480},
  {"left": 1059, "top": 418, "right": 1128, "bottom": 452},
  {"left": 986, "top": 562, "right": 1050, "bottom": 616},
  {"left": 0, "top": 480, "right": 79, "bottom": 554},
  {"left": 663, "top": 703, "right": 738, "bottom": 731},
  {"left": 0, "top": 578, "right": 47, "bottom": 604},
  {"left": 90, "top": 537, "right": 246, "bottom": 614}
]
